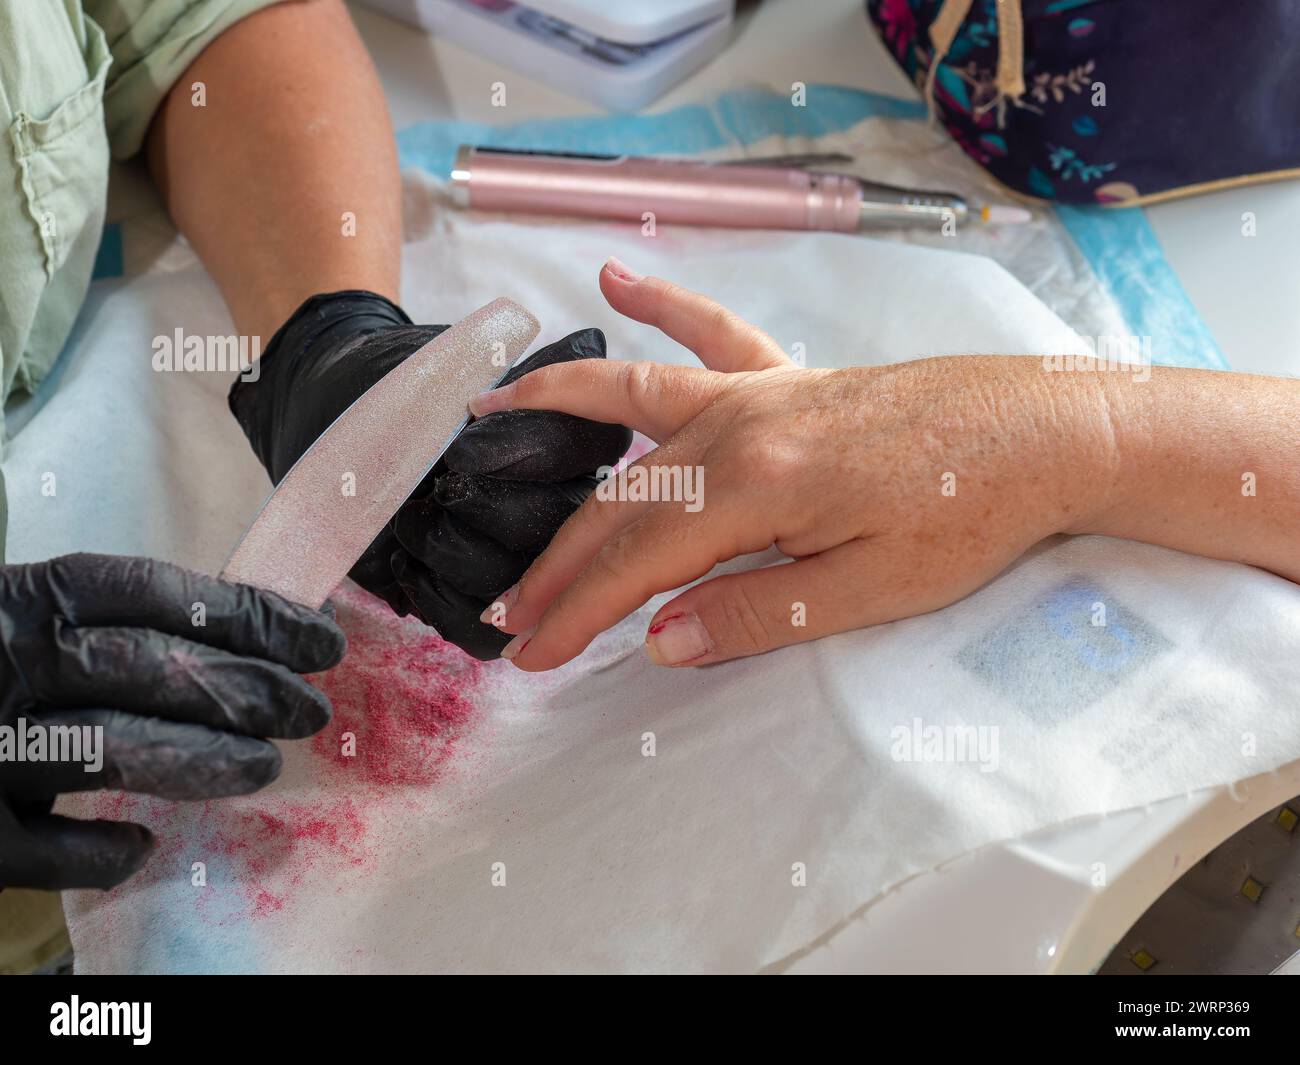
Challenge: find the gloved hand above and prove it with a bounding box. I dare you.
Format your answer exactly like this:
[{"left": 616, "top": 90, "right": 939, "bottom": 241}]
[
  {"left": 230, "top": 290, "right": 631, "bottom": 659},
  {"left": 0, "top": 553, "right": 345, "bottom": 891}
]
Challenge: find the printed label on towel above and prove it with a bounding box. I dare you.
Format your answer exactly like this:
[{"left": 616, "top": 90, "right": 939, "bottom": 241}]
[
  {"left": 1098, "top": 704, "right": 1186, "bottom": 772},
  {"left": 955, "top": 575, "right": 1172, "bottom": 722}
]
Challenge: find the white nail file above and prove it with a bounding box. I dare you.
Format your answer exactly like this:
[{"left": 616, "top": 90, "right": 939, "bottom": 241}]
[{"left": 221, "top": 298, "right": 540, "bottom": 608}]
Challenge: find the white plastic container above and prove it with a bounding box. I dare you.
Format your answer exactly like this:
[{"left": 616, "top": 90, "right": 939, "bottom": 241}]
[{"left": 360, "top": 0, "right": 734, "bottom": 111}]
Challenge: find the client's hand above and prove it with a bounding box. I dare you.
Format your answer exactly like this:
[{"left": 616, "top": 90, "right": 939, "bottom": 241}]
[{"left": 469, "top": 258, "right": 1300, "bottom": 670}]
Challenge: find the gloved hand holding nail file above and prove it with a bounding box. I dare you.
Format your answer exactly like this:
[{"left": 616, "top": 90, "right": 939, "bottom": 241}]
[
  {"left": 2, "top": 296, "right": 566, "bottom": 891},
  {"left": 227, "top": 291, "right": 631, "bottom": 659}
]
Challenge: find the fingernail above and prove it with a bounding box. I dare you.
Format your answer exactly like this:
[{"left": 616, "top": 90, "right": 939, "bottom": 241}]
[
  {"left": 468, "top": 381, "right": 517, "bottom": 417},
  {"left": 645, "top": 612, "right": 713, "bottom": 666},
  {"left": 603, "top": 256, "right": 642, "bottom": 284},
  {"left": 479, "top": 584, "right": 519, "bottom": 626},
  {"left": 500, "top": 626, "right": 535, "bottom": 661}
]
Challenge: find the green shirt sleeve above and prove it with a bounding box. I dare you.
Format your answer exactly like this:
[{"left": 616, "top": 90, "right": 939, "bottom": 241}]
[
  {"left": 0, "top": 0, "right": 286, "bottom": 557},
  {"left": 0, "top": 0, "right": 285, "bottom": 403}
]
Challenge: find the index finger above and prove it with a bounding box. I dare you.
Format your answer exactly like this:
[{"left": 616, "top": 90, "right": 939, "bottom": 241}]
[{"left": 468, "top": 358, "right": 726, "bottom": 443}]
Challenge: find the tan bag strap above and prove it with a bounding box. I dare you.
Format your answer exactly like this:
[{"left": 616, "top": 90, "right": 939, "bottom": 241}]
[
  {"left": 924, "top": 0, "right": 1026, "bottom": 128},
  {"left": 930, "top": 0, "right": 975, "bottom": 55},
  {"left": 995, "top": 0, "right": 1027, "bottom": 104},
  {"left": 924, "top": 0, "right": 975, "bottom": 122}
]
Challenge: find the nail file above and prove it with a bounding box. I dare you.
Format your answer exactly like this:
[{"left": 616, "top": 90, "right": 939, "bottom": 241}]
[{"left": 221, "top": 298, "right": 541, "bottom": 608}]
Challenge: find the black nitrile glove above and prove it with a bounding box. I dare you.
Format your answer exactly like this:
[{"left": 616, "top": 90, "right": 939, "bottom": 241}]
[
  {"left": 230, "top": 290, "right": 631, "bottom": 659},
  {"left": 0, "top": 553, "right": 345, "bottom": 891}
]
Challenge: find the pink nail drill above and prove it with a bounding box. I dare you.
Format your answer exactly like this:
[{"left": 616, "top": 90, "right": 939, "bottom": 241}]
[{"left": 450, "top": 146, "right": 1032, "bottom": 232}]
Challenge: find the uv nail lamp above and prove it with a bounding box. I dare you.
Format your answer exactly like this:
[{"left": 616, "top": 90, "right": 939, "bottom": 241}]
[
  {"left": 785, "top": 761, "right": 1300, "bottom": 975},
  {"left": 359, "top": 0, "right": 734, "bottom": 111}
]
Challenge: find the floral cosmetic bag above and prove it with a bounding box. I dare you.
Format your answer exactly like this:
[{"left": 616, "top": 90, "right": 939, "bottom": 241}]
[{"left": 866, "top": 0, "right": 1300, "bottom": 206}]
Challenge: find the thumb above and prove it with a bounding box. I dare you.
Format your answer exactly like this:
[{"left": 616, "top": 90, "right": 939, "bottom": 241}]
[
  {"left": 642, "top": 541, "right": 885, "bottom": 666},
  {"left": 600, "top": 258, "right": 794, "bottom": 373}
]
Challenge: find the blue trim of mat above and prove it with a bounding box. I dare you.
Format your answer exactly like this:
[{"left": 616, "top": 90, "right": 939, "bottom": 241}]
[
  {"left": 396, "top": 83, "right": 1226, "bottom": 370},
  {"left": 397, "top": 86, "right": 927, "bottom": 175},
  {"left": 1056, "top": 205, "right": 1228, "bottom": 370}
]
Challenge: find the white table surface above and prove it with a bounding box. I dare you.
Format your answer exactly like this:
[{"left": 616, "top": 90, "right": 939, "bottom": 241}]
[{"left": 351, "top": 0, "right": 1299, "bottom": 378}]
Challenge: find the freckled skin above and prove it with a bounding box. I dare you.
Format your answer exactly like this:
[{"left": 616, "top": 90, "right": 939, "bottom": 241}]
[{"left": 677, "top": 357, "right": 1110, "bottom": 623}]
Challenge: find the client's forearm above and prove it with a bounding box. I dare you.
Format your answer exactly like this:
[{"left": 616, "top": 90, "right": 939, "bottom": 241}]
[
  {"left": 145, "top": 0, "right": 401, "bottom": 344},
  {"left": 1073, "top": 367, "right": 1300, "bottom": 583}
]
